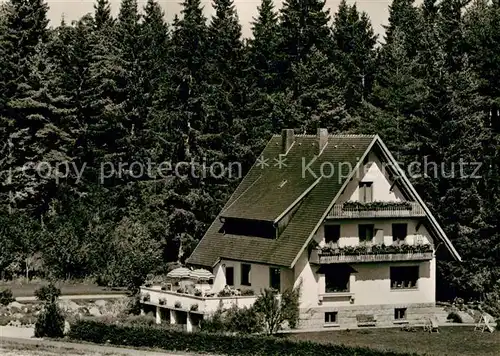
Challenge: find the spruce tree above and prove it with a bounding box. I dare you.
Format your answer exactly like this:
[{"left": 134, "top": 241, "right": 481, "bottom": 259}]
[
  {"left": 151, "top": 0, "right": 211, "bottom": 262},
  {"left": 286, "top": 47, "right": 349, "bottom": 133},
  {"left": 94, "top": 0, "right": 114, "bottom": 30},
  {"left": 384, "top": 0, "right": 422, "bottom": 55},
  {"left": 332, "top": 0, "right": 377, "bottom": 113},
  {"left": 278, "top": 0, "right": 332, "bottom": 86},
  {"left": 0, "top": 0, "right": 51, "bottom": 214},
  {"left": 244, "top": 0, "right": 282, "bottom": 156}
]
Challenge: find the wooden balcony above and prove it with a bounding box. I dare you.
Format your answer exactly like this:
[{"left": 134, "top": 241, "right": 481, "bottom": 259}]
[
  {"left": 327, "top": 202, "right": 425, "bottom": 219},
  {"left": 310, "top": 245, "right": 433, "bottom": 264}
]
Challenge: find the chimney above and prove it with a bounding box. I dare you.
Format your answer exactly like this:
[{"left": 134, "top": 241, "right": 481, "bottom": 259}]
[
  {"left": 317, "top": 128, "right": 328, "bottom": 153},
  {"left": 282, "top": 129, "right": 295, "bottom": 153}
]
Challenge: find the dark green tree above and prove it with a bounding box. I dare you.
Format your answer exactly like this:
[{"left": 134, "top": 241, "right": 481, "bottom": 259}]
[
  {"left": 278, "top": 0, "right": 332, "bottom": 86},
  {"left": 332, "top": 0, "right": 377, "bottom": 113},
  {"left": 93, "top": 0, "right": 114, "bottom": 29}
]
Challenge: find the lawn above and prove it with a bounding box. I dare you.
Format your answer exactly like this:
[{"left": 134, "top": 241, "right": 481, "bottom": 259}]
[
  {"left": 0, "top": 279, "right": 125, "bottom": 298},
  {"left": 287, "top": 326, "right": 500, "bottom": 356}
]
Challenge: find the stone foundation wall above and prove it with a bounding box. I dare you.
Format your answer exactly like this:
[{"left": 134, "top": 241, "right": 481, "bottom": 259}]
[{"left": 298, "top": 303, "right": 447, "bottom": 329}]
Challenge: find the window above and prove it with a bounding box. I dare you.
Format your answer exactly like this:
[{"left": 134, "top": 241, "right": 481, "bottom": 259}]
[
  {"left": 359, "top": 182, "right": 373, "bottom": 203},
  {"left": 325, "top": 312, "right": 338, "bottom": 324},
  {"left": 359, "top": 224, "right": 374, "bottom": 242},
  {"left": 395, "top": 308, "right": 407, "bottom": 320},
  {"left": 325, "top": 225, "right": 340, "bottom": 244},
  {"left": 269, "top": 267, "right": 281, "bottom": 291},
  {"left": 325, "top": 267, "right": 350, "bottom": 293},
  {"left": 225, "top": 266, "right": 234, "bottom": 286},
  {"left": 392, "top": 223, "right": 408, "bottom": 242},
  {"left": 390, "top": 266, "right": 419, "bottom": 289},
  {"left": 241, "top": 264, "right": 251, "bottom": 286}
]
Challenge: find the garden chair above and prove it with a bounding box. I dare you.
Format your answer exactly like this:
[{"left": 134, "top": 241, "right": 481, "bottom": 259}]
[
  {"left": 424, "top": 316, "right": 439, "bottom": 333},
  {"left": 474, "top": 314, "right": 495, "bottom": 333}
]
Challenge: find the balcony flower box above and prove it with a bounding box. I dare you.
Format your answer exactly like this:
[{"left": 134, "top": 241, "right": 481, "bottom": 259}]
[
  {"left": 343, "top": 201, "right": 412, "bottom": 211},
  {"left": 312, "top": 243, "right": 433, "bottom": 264}
]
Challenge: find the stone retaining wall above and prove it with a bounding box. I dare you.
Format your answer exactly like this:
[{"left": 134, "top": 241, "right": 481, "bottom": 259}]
[{"left": 298, "top": 303, "right": 447, "bottom": 329}]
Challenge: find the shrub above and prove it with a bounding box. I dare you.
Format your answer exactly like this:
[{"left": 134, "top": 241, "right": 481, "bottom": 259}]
[
  {"left": 0, "top": 288, "right": 15, "bottom": 306},
  {"left": 35, "top": 283, "right": 61, "bottom": 303},
  {"left": 142, "top": 293, "right": 150, "bottom": 302},
  {"left": 447, "top": 311, "right": 462, "bottom": 323},
  {"left": 194, "top": 288, "right": 202, "bottom": 296},
  {"left": 226, "top": 305, "right": 262, "bottom": 334},
  {"left": 176, "top": 287, "right": 184, "bottom": 293},
  {"left": 159, "top": 298, "right": 166, "bottom": 305},
  {"left": 161, "top": 285, "right": 168, "bottom": 291},
  {"left": 253, "top": 284, "right": 301, "bottom": 334},
  {"left": 126, "top": 293, "right": 142, "bottom": 315},
  {"left": 68, "top": 320, "right": 416, "bottom": 356},
  {"left": 122, "top": 314, "right": 156, "bottom": 327},
  {"left": 190, "top": 304, "right": 199, "bottom": 311},
  {"left": 174, "top": 301, "right": 181, "bottom": 308},
  {"left": 34, "top": 301, "right": 65, "bottom": 338}
]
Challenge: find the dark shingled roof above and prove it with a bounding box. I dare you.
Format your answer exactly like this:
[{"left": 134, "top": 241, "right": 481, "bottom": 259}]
[{"left": 186, "top": 134, "right": 376, "bottom": 268}]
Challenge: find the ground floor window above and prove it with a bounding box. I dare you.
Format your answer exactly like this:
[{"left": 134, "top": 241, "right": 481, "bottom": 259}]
[
  {"left": 325, "top": 311, "right": 338, "bottom": 324},
  {"left": 394, "top": 308, "right": 407, "bottom": 320},
  {"left": 390, "top": 266, "right": 419, "bottom": 289},
  {"left": 325, "top": 266, "right": 350, "bottom": 293}
]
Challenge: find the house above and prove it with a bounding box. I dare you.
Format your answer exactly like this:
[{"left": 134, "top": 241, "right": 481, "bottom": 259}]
[{"left": 141, "top": 129, "right": 461, "bottom": 330}]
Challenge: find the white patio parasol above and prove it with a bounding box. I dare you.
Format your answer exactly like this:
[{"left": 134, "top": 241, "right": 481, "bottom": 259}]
[
  {"left": 189, "top": 268, "right": 215, "bottom": 281},
  {"left": 167, "top": 267, "right": 191, "bottom": 279}
]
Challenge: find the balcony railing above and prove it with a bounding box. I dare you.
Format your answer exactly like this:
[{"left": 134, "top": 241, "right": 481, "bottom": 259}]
[
  {"left": 327, "top": 201, "right": 426, "bottom": 219},
  {"left": 139, "top": 287, "right": 258, "bottom": 314},
  {"left": 310, "top": 244, "right": 434, "bottom": 264}
]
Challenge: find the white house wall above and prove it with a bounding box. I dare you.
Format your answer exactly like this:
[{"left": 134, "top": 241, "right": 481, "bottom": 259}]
[
  {"left": 317, "top": 220, "right": 435, "bottom": 248},
  {"left": 213, "top": 260, "right": 294, "bottom": 294},
  {"left": 339, "top": 152, "right": 405, "bottom": 203}
]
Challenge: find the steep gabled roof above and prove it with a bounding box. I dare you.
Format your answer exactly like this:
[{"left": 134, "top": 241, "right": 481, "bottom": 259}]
[
  {"left": 187, "top": 134, "right": 376, "bottom": 267},
  {"left": 187, "top": 132, "right": 462, "bottom": 268}
]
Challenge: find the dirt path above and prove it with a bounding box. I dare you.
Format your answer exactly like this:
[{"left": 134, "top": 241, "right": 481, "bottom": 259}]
[
  {"left": 0, "top": 336, "right": 207, "bottom": 356},
  {"left": 15, "top": 294, "right": 126, "bottom": 302}
]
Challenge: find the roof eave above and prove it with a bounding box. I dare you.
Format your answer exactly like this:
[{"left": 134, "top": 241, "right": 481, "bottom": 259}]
[{"left": 374, "top": 135, "right": 462, "bottom": 262}]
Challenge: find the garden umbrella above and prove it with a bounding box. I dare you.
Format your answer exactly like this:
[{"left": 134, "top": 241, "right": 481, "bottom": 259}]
[
  {"left": 189, "top": 268, "right": 215, "bottom": 281},
  {"left": 167, "top": 267, "right": 191, "bottom": 279}
]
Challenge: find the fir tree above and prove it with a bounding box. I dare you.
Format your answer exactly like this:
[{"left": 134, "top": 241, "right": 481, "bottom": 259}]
[
  {"left": 94, "top": 0, "right": 114, "bottom": 30},
  {"left": 243, "top": 0, "right": 281, "bottom": 156},
  {"left": 332, "top": 0, "right": 377, "bottom": 113},
  {"left": 278, "top": 0, "right": 332, "bottom": 86}
]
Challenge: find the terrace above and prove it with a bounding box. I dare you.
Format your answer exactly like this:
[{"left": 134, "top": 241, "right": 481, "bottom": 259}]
[{"left": 139, "top": 285, "right": 258, "bottom": 315}]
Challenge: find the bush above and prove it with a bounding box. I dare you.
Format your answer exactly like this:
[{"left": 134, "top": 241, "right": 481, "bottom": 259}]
[
  {"left": 35, "top": 283, "right": 61, "bottom": 303},
  {"left": 174, "top": 301, "right": 181, "bottom": 308},
  {"left": 0, "top": 288, "right": 15, "bottom": 306},
  {"left": 226, "top": 305, "right": 262, "bottom": 334},
  {"left": 240, "top": 289, "right": 255, "bottom": 296},
  {"left": 126, "top": 293, "right": 142, "bottom": 315},
  {"left": 253, "top": 285, "right": 301, "bottom": 334},
  {"left": 447, "top": 311, "right": 462, "bottom": 323},
  {"left": 68, "top": 320, "right": 416, "bottom": 356},
  {"left": 34, "top": 301, "right": 65, "bottom": 338},
  {"left": 190, "top": 303, "right": 199, "bottom": 311}
]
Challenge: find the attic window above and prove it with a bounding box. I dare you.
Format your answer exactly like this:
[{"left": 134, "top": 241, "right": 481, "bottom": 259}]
[{"left": 278, "top": 180, "right": 288, "bottom": 188}]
